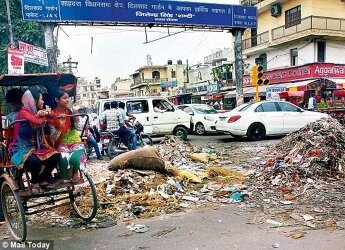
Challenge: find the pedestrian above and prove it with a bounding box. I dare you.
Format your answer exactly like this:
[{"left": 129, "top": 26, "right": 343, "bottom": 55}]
[
  {"left": 78, "top": 111, "right": 103, "bottom": 160},
  {"left": 308, "top": 94, "right": 317, "bottom": 110}
]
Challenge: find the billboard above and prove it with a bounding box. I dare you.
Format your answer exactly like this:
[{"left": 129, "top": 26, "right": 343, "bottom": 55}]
[
  {"left": 8, "top": 48, "right": 25, "bottom": 74},
  {"left": 19, "top": 41, "right": 48, "bottom": 66},
  {"left": 21, "top": 0, "right": 257, "bottom": 29}
]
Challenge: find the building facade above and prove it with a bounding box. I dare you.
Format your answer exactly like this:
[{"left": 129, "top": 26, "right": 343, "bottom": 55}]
[
  {"left": 111, "top": 77, "right": 131, "bottom": 98},
  {"left": 238, "top": 0, "right": 345, "bottom": 101},
  {"left": 184, "top": 48, "right": 235, "bottom": 107},
  {"left": 130, "top": 60, "right": 188, "bottom": 97},
  {"left": 76, "top": 77, "right": 102, "bottom": 108}
]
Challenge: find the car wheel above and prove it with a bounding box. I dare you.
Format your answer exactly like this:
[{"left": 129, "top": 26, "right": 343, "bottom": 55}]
[
  {"left": 247, "top": 123, "right": 266, "bottom": 141},
  {"left": 195, "top": 122, "right": 205, "bottom": 135},
  {"left": 173, "top": 126, "right": 188, "bottom": 140}
]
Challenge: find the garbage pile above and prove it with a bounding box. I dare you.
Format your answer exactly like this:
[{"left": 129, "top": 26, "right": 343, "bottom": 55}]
[
  {"left": 247, "top": 117, "right": 345, "bottom": 229},
  {"left": 31, "top": 136, "right": 247, "bottom": 227},
  {"left": 95, "top": 136, "right": 246, "bottom": 221}
]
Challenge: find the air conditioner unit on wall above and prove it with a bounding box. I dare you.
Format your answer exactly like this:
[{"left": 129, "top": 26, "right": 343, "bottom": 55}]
[{"left": 271, "top": 4, "right": 282, "bottom": 17}]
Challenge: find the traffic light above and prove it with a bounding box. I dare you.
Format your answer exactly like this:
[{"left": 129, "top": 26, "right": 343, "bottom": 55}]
[
  {"left": 250, "top": 65, "right": 269, "bottom": 86},
  {"left": 257, "top": 65, "right": 269, "bottom": 86}
]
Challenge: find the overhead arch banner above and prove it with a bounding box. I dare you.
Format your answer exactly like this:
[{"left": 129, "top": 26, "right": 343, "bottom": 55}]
[{"left": 21, "top": 0, "right": 257, "bottom": 29}]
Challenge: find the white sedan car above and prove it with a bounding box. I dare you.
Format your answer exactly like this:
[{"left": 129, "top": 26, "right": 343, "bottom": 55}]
[
  {"left": 177, "top": 104, "right": 219, "bottom": 135},
  {"left": 216, "top": 100, "right": 329, "bottom": 140}
]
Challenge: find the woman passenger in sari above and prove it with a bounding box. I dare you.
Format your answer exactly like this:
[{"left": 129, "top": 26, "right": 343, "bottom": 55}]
[
  {"left": 48, "top": 88, "right": 86, "bottom": 184},
  {"left": 9, "top": 89, "right": 62, "bottom": 192}
]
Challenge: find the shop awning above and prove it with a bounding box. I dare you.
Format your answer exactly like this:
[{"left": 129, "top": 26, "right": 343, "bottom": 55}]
[
  {"left": 286, "top": 80, "right": 314, "bottom": 91},
  {"left": 279, "top": 91, "right": 305, "bottom": 99}
]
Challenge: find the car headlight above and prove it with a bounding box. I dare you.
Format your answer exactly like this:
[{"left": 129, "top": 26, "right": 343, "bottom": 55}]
[{"left": 204, "top": 116, "right": 215, "bottom": 121}]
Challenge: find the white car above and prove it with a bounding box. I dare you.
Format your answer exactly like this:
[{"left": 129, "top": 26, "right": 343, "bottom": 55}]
[
  {"left": 216, "top": 100, "right": 329, "bottom": 140},
  {"left": 177, "top": 104, "right": 219, "bottom": 135},
  {"left": 96, "top": 97, "right": 192, "bottom": 140}
]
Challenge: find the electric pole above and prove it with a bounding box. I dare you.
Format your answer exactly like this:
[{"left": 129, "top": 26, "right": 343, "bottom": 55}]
[
  {"left": 231, "top": 29, "right": 245, "bottom": 106},
  {"left": 5, "top": 0, "right": 14, "bottom": 48},
  {"left": 62, "top": 55, "right": 78, "bottom": 73},
  {"left": 43, "top": 23, "right": 58, "bottom": 72}
]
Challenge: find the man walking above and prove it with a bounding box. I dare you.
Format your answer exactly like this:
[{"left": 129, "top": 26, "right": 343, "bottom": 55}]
[{"left": 308, "top": 94, "right": 316, "bottom": 110}]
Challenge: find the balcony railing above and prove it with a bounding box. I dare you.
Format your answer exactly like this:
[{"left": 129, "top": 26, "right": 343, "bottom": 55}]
[
  {"left": 243, "top": 16, "right": 345, "bottom": 50},
  {"left": 242, "top": 31, "right": 269, "bottom": 50},
  {"left": 272, "top": 16, "right": 345, "bottom": 40}
]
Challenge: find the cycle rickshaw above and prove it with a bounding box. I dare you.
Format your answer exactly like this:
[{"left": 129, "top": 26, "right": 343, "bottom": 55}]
[{"left": 0, "top": 73, "right": 98, "bottom": 242}]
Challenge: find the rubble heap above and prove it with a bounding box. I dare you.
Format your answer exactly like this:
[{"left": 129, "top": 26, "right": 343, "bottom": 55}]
[{"left": 247, "top": 117, "right": 345, "bottom": 230}]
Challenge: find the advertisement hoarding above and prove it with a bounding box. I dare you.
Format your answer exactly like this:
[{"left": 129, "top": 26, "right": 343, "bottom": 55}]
[
  {"left": 8, "top": 48, "right": 25, "bottom": 74},
  {"left": 19, "top": 41, "right": 48, "bottom": 66}
]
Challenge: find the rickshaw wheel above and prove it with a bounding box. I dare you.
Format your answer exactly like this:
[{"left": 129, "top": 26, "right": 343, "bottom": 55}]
[
  {"left": 69, "top": 172, "right": 98, "bottom": 221},
  {"left": 1, "top": 180, "right": 27, "bottom": 242}
]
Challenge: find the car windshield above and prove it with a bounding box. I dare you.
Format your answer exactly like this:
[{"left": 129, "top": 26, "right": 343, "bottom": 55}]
[{"left": 193, "top": 105, "right": 218, "bottom": 114}]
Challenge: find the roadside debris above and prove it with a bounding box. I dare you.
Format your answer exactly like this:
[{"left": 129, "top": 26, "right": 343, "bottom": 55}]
[
  {"left": 247, "top": 117, "right": 345, "bottom": 230},
  {"left": 27, "top": 118, "right": 345, "bottom": 232},
  {"left": 127, "top": 224, "right": 150, "bottom": 233},
  {"left": 26, "top": 135, "right": 247, "bottom": 227}
]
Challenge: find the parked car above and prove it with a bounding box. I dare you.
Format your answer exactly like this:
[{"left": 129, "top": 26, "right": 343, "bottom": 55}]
[
  {"left": 96, "top": 97, "right": 192, "bottom": 140},
  {"left": 216, "top": 100, "right": 329, "bottom": 140},
  {"left": 177, "top": 104, "right": 219, "bottom": 135}
]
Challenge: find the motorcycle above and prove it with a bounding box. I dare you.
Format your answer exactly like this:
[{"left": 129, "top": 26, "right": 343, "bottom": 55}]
[{"left": 106, "top": 120, "right": 153, "bottom": 158}]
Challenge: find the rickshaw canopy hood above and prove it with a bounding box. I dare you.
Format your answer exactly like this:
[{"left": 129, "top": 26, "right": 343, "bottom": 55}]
[{"left": 0, "top": 73, "right": 77, "bottom": 98}]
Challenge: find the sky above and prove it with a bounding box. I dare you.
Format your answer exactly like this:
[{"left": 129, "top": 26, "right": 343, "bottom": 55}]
[{"left": 57, "top": 0, "right": 240, "bottom": 87}]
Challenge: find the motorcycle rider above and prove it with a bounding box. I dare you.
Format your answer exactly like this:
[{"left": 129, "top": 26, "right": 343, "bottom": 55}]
[
  {"left": 103, "top": 101, "right": 137, "bottom": 150},
  {"left": 118, "top": 102, "right": 138, "bottom": 149}
]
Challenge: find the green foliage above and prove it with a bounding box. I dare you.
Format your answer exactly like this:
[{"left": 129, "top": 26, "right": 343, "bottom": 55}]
[{"left": 0, "top": 0, "right": 47, "bottom": 74}]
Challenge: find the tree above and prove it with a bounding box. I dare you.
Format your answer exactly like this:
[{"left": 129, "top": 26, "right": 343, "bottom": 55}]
[{"left": 0, "top": 0, "right": 47, "bottom": 74}]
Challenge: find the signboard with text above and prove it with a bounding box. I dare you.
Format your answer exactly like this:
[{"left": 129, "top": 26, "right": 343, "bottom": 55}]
[
  {"left": 244, "top": 63, "right": 345, "bottom": 87},
  {"left": 8, "top": 48, "right": 25, "bottom": 74},
  {"left": 266, "top": 87, "right": 286, "bottom": 100},
  {"left": 207, "top": 83, "right": 219, "bottom": 93},
  {"left": 19, "top": 41, "right": 48, "bottom": 66},
  {"left": 21, "top": 0, "right": 257, "bottom": 29}
]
